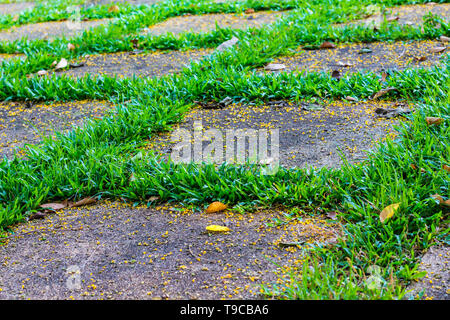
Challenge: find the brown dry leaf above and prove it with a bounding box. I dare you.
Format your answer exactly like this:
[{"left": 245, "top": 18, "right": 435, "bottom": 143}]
[
  {"left": 440, "top": 35, "right": 450, "bottom": 42},
  {"left": 40, "top": 202, "right": 68, "bottom": 211},
  {"left": 379, "top": 203, "right": 400, "bottom": 223},
  {"left": 215, "top": 36, "right": 239, "bottom": 52},
  {"left": 29, "top": 212, "right": 47, "bottom": 221},
  {"left": 205, "top": 201, "right": 227, "bottom": 213},
  {"left": 319, "top": 41, "right": 336, "bottom": 49},
  {"left": 54, "top": 58, "right": 68, "bottom": 70},
  {"left": 425, "top": 117, "right": 444, "bottom": 126},
  {"left": 442, "top": 164, "right": 450, "bottom": 173},
  {"left": 345, "top": 96, "right": 358, "bottom": 102},
  {"left": 379, "top": 71, "right": 388, "bottom": 83},
  {"left": 429, "top": 46, "right": 446, "bottom": 53},
  {"left": 264, "top": 63, "right": 286, "bottom": 71},
  {"left": 372, "top": 87, "right": 397, "bottom": 100},
  {"left": 67, "top": 43, "right": 76, "bottom": 51},
  {"left": 108, "top": 5, "right": 120, "bottom": 13},
  {"left": 206, "top": 225, "right": 231, "bottom": 233},
  {"left": 244, "top": 8, "right": 255, "bottom": 14},
  {"left": 69, "top": 197, "right": 97, "bottom": 208},
  {"left": 410, "top": 163, "right": 418, "bottom": 170},
  {"left": 147, "top": 196, "right": 160, "bottom": 202}
]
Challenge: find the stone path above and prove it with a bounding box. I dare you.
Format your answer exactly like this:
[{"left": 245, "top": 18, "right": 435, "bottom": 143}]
[{"left": 0, "top": 18, "right": 111, "bottom": 42}]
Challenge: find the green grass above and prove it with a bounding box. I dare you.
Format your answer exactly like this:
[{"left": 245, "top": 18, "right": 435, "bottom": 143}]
[{"left": 0, "top": 0, "right": 449, "bottom": 300}]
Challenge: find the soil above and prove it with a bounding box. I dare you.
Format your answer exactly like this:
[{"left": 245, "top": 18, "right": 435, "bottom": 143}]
[
  {"left": 267, "top": 40, "right": 448, "bottom": 76},
  {"left": 144, "top": 100, "right": 406, "bottom": 169},
  {"left": 0, "top": 2, "right": 448, "bottom": 301},
  {"left": 0, "top": 18, "right": 112, "bottom": 42},
  {"left": 61, "top": 48, "right": 213, "bottom": 79},
  {"left": 83, "top": 0, "right": 164, "bottom": 6},
  {"left": 0, "top": 201, "right": 341, "bottom": 299},
  {"left": 142, "top": 10, "right": 289, "bottom": 36},
  {"left": 0, "top": 100, "right": 111, "bottom": 159}
]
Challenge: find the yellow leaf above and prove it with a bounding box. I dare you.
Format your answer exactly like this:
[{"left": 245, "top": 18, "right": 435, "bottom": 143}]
[
  {"left": 379, "top": 203, "right": 400, "bottom": 223},
  {"left": 206, "top": 225, "right": 230, "bottom": 233},
  {"left": 205, "top": 201, "right": 227, "bottom": 213}
]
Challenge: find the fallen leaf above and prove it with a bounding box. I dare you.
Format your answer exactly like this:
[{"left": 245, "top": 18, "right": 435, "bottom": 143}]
[
  {"left": 431, "top": 194, "right": 444, "bottom": 203},
  {"left": 278, "top": 241, "right": 304, "bottom": 247},
  {"left": 345, "top": 96, "right": 358, "bottom": 102},
  {"left": 69, "top": 197, "right": 97, "bottom": 208},
  {"left": 147, "top": 196, "right": 160, "bottom": 202},
  {"left": 379, "top": 203, "right": 400, "bottom": 223},
  {"left": 215, "top": 36, "right": 239, "bottom": 52},
  {"left": 69, "top": 62, "right": 84, "bottom": 69},
  {"left": 54, "top": 58, "right": 68, "bottom": 71},
  {"left": 372, "top": 87, "right": 397, "bottom": 100},
  {"left": 386, "top": 16, "right": 399, "bottom": 22},
  {"left": 431, "top": 194, "right": 450, "bottom": 207},
  {"left": 319, "top": 41, "right": 336, "bottom": 49},
  {"left": 244, "top": 8, "right": 255, "bottom": 14},
  {"left": 443, "top": 164, "right": 450, "bottom": 173},
  {"left": 440, "top": 35, "right": 450, "bottom": 42},
  {"left": 108, "top": 5, "right": 120, "bottom": 13},
  {"left": 331, "top": 70, "right": 341, "bottom": 80},
  {"left": 410, "top": 164, "right": 418, "bottom": 170},
  {"left": 12, "top": 15, "right": 19, "bottom": 22},
  {"left": 429, "top": 46, "right": 446, "bottom": 53},
  {"left": 206, "top": 225, "right": 231, "bottom": 232},
  {"left": 414, "top": 56, "right": 427, "bottom": 62},
  {"left": 374, "top": 107, "right": 412, "bottom": 118},
  {"left": 425, "top": 117, "right": 444, "bottom": 126},
  {"left": 264, "top": 63, "right": 286, "bottom": 71},
  {"left": 326, "top": 211, "right": 338, "bottom": 220},
  {"left": 337, "top": 61, "right": 353, "bottom": 67},
  {"left": 130, "top": 38, "right": 139, "bottom": 48},
  {"left": 358, "top": 47, "right": 373, "bottom": 54},
  {"left": 206, "top": 201, "right": 227, "bottom": 213},
  {"left": 29, "top": 212, "right": 46, "bottom": 221},
  {"left": 67, "top": 43, "right": 76, "bottom": 51},
  {"left": 301, "top": 103, "right": 324, "bottom": 111}
]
